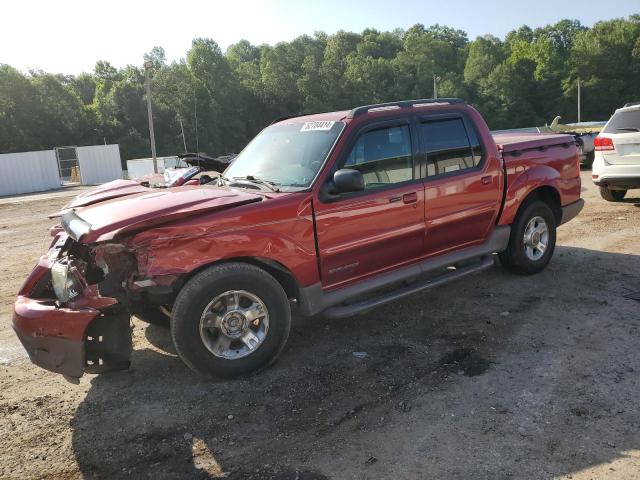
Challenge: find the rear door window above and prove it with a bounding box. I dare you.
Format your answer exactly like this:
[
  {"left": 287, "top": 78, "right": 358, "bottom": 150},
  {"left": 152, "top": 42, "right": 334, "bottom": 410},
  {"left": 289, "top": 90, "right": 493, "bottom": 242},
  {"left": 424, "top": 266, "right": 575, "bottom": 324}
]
[{"left": 420, "top": 117, "right": 480, "bottom": 176}]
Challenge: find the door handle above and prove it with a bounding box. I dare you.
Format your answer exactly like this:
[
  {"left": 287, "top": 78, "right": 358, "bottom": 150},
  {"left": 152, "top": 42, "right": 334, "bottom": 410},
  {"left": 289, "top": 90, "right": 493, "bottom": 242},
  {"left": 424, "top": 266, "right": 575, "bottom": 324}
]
[
  {"left": 402, "top": 192, "right": 418, "bottom": 204},
  {"left": 481, "top": 175, "right": 492, "bottom": 185}
]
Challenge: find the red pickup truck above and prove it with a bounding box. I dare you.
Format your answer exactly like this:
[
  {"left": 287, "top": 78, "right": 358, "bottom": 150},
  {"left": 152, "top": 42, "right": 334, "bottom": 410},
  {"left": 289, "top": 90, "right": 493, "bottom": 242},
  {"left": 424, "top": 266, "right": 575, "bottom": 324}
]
[{"left": 13, "top": 98, "right": 583, "bottom": 380}]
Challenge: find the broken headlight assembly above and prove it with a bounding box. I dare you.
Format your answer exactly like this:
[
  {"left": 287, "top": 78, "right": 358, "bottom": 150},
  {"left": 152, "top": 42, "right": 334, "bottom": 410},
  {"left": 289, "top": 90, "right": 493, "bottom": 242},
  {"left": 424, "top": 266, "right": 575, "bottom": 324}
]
[{"left": 51, "top": 259, "right": 84, "bottom": 303}]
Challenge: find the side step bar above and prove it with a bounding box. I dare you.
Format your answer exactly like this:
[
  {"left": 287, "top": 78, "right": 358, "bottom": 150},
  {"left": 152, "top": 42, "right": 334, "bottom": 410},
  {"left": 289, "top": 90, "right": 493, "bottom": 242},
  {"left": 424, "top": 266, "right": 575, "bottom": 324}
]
[
  {"left": 323, "top": 255, "right": 495, "bottom": 319},
  {"left": 298, "top": 226, "right": 510, "bottom": 317}
]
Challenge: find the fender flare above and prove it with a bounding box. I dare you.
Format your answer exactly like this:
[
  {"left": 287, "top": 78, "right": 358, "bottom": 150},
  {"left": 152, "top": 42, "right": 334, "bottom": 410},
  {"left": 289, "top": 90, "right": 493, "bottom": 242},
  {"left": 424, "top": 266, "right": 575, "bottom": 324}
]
[{"left": 499, "top": 165, "right": 563, "bottom": 226}]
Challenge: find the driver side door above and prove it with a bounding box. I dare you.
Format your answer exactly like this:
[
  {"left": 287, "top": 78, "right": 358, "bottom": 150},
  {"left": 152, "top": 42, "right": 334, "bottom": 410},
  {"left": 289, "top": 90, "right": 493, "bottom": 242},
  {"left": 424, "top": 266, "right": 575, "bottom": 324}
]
[{"left": 313, "top": 118, "right": 425, "bottom": 289}]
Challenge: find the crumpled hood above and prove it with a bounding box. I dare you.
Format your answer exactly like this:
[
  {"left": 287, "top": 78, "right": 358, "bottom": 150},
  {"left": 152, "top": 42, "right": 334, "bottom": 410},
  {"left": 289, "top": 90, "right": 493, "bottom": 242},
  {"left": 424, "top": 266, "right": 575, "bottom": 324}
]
[
  {"left": 66, "top": 186, "right": 263, "bottom": 243},
  {"left": 51, "top": 179, "right": 150, "bottom": 217}
]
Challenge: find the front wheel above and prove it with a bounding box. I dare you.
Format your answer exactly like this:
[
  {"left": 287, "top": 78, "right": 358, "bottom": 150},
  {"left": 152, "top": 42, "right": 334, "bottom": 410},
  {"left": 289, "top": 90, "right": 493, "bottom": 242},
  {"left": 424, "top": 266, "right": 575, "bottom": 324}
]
[
  {"left": 599, "top": 186, "right": 627, "bottom": 202},
  {"left": 499, "top": 201, "right": 557, "bottom": 275},
  {"left": 171, "top": 262, "right": 291, "bottom": 378}
]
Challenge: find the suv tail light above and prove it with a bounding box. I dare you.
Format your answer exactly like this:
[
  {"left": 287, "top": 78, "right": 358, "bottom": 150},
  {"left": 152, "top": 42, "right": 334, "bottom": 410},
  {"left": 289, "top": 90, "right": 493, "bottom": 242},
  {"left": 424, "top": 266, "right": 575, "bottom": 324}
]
[{"left": 594, "top": 136, "right": 615, "bottom": 151}]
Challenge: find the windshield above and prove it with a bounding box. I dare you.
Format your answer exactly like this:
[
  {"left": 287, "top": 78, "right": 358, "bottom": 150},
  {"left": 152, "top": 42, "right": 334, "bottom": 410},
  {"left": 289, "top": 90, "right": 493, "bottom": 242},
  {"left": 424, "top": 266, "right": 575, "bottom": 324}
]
[{"left": 223, "top": 121, "right": 344, "bottom": 190}]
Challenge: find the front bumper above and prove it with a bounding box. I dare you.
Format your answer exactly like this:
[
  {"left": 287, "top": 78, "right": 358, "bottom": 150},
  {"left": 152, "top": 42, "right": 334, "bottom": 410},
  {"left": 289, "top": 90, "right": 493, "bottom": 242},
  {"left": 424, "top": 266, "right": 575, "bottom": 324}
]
[
  {"left": 13, "top": 296, "right": 98, "bottom": 377},
  {"left": 13, "top": 236, "right": 132, "bottom": 379}
]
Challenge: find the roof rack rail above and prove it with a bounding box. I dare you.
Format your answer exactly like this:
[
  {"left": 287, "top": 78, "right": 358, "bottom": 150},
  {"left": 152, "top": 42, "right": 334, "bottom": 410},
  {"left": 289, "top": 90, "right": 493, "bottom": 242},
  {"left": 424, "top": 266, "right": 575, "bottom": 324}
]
[
  {"left": 347, "top": 98, "right": 465, "bottom": 118},
  {"left": 623, "top": 101, "right": 640, "bottom": 108}
]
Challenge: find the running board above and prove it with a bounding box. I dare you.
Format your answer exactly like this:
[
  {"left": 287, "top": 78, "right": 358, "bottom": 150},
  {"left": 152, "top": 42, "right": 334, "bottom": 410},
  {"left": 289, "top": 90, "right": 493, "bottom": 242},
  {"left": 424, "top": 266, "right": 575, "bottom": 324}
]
[
  {"left": 322, "top": 255, "right": 495, "bottom": 319},
  {"left": 298, "top": 225, "right": 510, "bottom": 317}
]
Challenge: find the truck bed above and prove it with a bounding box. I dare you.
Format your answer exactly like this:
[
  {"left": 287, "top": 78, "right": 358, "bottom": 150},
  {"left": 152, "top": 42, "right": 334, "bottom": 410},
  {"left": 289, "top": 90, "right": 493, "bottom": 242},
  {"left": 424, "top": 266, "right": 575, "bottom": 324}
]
[
  {"left": 492, "top": 132, "right": 576, "bottom": 154},
  {"left": 491, "top": 131, "right": 581, "bottom": 228}
]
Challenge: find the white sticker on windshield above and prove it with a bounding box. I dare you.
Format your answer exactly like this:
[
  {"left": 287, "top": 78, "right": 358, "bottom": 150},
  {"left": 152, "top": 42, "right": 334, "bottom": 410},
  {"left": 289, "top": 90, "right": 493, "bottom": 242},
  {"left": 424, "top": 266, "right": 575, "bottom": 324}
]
[{"left": 300, "top": 121, "right": 335, "bottom": 132}]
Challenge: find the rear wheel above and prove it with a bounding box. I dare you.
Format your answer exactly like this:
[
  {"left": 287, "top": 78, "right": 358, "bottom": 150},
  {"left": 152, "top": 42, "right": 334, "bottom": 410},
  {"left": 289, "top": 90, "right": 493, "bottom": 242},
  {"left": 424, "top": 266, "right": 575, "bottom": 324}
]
[
  {"left": 499, "top": 201, "right": 557, "bottom": 275},
  {"left": 171, "top": 262, "right": 291, "bottom": 378},
  {"left": 599, "top": 186, "right": 627, "bottom": 202},
  {"left": 582, "top": 151, "right": 595, "bottom": 169}
]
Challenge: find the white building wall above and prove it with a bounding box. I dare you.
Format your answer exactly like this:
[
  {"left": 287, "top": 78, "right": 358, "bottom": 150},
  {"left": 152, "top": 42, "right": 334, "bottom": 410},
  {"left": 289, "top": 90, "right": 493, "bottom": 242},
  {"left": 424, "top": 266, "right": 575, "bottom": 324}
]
[
  {"left": 77, "top": 144, "right": 123, "bottom": 185},
  {"left": 0, "top": 150, "right": 60, "bottom": 196}
]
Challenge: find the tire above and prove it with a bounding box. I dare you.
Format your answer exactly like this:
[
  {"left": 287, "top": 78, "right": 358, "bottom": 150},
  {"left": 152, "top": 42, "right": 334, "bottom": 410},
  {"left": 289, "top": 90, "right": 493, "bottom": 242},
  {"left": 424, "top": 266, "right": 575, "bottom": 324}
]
[
  {"left": 582, "top": 151, "right": 594, "bottom": 169},
  {"left": 599, "top": 186, "right": 627, "bottom": 202},
  {"left": 130, "top": 305, "right": 170, "bottom": 327},
  {"left": 170, "top": 262, "right": 291, "bottom": 378},
  {"left": 499, "top": 200, "right": 557, "bottom": 275}
]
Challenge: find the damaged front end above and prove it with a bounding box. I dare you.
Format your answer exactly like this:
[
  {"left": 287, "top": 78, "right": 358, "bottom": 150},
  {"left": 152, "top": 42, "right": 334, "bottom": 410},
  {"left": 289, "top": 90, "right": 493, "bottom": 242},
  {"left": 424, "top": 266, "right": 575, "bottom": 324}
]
[
  {"left": 14, "top": 187, "right": 264, "bottom": 380},
  {"left": 13, "top": 228, "right": 136, "bottom": 381}
]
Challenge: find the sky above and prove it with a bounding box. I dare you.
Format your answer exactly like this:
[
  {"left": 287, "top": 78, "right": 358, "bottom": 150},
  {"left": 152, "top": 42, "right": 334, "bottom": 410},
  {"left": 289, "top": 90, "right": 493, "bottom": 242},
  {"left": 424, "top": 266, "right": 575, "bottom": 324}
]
[{"left": 1, "top": 0, "right": 638, "bottom": 75}]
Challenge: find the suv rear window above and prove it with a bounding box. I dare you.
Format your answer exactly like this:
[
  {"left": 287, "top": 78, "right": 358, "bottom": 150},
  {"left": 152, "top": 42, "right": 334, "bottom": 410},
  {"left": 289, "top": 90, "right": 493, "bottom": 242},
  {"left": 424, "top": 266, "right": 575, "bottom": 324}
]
[{"left": 602, "top": 109, "right": 640, "bottom": 134}]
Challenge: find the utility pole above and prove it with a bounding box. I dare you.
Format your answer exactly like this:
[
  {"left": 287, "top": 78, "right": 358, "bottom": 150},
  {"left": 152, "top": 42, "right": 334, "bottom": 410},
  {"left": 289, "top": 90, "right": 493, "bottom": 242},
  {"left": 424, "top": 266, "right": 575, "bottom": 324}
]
[
  {"left": 144, "top": 60, "right": 158, "bottom": 173},
  {"left": 433, "top": 74, "right": 438, "bottom": 99},
  {"left": 577, "top": 77, "right": 581, "bottom": 123},
  {"left": 178, "top": 116, "right": 187, "bottom": 153},
  {"left": 194, "top": 95, "right": 199, "bottom": 155}
]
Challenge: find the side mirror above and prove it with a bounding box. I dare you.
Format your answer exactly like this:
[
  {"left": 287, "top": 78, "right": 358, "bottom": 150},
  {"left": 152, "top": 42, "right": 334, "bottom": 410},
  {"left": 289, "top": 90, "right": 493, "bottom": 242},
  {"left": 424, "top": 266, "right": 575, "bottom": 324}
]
[{"left": 333, "top": 169, "right": 364, "bottom": 194}]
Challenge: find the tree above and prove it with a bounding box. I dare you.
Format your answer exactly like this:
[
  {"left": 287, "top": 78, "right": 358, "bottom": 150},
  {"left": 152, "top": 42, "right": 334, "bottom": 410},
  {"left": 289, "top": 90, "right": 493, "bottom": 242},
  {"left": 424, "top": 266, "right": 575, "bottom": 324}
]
[
  {"left": 1, "top": 16, "right": 639, "bottom": 158},
  {"left": 319, "top": 30, "right": 361, "bottom": 109},
  {"left": 568, "top": 16, "right": 640, "bottom": 120},
  {"left": 394, "top": 24, "right": 467, "bottom": 100},
  {"left": 143, "top": 46, "right": 167, "bottom": 70},
  {"left": 480, "top": 58, "right": 544, "bottom": 129},
  {"left": 464, "top": 35, "right": 504, "bottom": 85},
  {"left": 187, "top": 38, "right": 249, "bottom": 153},
  {"left": 0, "top": 65, "right": 43, "bottom": 151},
  {"left": 31, "top": 72, "right": 88, "bottom": 147}
]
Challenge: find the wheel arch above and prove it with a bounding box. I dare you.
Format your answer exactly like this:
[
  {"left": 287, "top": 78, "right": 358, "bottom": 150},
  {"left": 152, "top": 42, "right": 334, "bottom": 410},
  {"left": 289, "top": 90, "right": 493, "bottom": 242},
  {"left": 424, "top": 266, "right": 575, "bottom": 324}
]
[
  {"left": 497, "top": 185, "right": 560, "bottom": 276},
  {"left": 173, "top": 257, "right": 301, "bottom": 302},
  {"left": 501, "top": 181, "right": 563, "bottom": 227},
  {"left": 519, "top": 185, "right": 562, "bottom": 226}
]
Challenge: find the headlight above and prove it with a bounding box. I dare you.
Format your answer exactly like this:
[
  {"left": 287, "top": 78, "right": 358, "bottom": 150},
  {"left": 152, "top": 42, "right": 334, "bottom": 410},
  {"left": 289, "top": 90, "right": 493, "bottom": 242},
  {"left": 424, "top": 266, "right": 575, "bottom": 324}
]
[{"left": 51, "top": 260, "right": 83, "bottom": 303}]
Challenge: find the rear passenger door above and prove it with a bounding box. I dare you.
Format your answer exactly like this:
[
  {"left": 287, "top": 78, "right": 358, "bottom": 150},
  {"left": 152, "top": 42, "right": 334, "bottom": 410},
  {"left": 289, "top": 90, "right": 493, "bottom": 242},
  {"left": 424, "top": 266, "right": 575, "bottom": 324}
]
[{"left": 419, "top": 113, "right": 502, "bottom": 256}]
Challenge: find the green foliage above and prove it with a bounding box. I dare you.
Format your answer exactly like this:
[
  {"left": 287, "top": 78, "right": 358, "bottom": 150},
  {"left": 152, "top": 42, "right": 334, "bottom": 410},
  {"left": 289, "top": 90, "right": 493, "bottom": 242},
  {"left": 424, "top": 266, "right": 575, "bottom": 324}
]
[
  {"left": 464, "top": 35, "right": 505, "bottom": 85},
  {"left": 1, "top": 16, "right": 639, "bottom": 159}
]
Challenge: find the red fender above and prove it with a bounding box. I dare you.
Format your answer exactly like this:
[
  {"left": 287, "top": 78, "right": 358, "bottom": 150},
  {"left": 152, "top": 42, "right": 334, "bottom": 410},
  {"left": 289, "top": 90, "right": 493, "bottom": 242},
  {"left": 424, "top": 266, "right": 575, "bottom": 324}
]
[{"left": 499, "top": 164, "right": 564, "bottom": 226}]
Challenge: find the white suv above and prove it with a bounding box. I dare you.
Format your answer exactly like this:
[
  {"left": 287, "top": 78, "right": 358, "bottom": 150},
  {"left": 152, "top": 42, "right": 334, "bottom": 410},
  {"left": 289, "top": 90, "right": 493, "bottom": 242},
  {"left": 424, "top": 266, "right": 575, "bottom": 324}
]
[{"left": 592, "top": 102, "right": 640, "bottom": 201}]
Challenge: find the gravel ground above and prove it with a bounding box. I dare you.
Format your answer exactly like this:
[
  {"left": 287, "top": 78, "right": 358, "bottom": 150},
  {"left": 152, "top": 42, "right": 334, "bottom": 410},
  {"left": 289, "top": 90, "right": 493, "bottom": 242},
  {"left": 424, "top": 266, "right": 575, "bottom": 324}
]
[{"left": 0, "top": 172, "right": 639, "bottom": 480}]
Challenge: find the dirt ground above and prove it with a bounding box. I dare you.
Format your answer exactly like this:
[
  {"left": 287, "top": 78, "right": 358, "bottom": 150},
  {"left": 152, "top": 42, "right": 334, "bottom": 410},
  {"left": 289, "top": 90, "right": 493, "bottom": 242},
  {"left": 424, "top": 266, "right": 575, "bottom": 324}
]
[{"left": 1, "top": 172, "right": 639, "bottom": 480}]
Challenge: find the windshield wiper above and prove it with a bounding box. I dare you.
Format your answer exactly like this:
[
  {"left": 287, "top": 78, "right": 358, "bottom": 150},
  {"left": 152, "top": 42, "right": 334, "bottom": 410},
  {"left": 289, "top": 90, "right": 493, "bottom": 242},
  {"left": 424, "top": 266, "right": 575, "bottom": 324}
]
[
  {"left": 616, "top": 127, "right": 640, "bottom": 132},
  {"left": 231, "top": 175, "right": 280, "bottom": 192}
]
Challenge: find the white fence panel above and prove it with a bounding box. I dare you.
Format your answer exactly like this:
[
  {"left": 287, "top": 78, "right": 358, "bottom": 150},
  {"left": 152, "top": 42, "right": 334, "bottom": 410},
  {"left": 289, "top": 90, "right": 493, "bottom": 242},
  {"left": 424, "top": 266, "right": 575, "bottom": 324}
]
[
  {"left": 127, "top": 159, "right": 162, "bottom": 179},
  {"left": 0, "top": 150, "right": 60, "bottom": 196},
  {"left": 77, "top": 144, "right": 123, "bottom": 185},
  {"left": 126, "top": 156, "right": 181, "bottom": 179}
]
